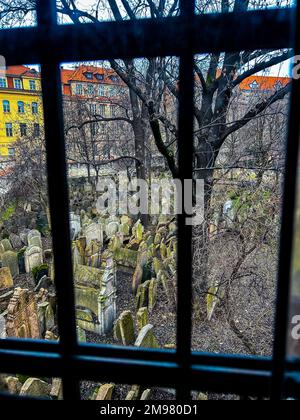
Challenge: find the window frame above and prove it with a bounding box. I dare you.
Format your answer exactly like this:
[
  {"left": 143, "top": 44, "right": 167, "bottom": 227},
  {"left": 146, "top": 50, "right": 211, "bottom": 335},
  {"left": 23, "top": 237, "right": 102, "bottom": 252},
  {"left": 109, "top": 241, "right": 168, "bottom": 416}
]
[
  {"left": 5, "top": 123, "right": 13, "bottom": 138},
  {"left": 0, "top": 0, "right": 299, "bottom": 401},
  {"left": 2, "top": 99, "right": 10, "bottom": 113}
]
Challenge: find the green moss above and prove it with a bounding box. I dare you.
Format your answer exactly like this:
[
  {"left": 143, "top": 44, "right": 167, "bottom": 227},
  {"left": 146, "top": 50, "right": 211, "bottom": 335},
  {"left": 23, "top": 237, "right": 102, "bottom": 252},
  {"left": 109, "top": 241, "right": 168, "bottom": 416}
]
[
  {"left": 32, "top": 263, "right": 49, "bottom": 282},
  {"left": 0, "top": 204, "right": 16, "bottom": 223}
]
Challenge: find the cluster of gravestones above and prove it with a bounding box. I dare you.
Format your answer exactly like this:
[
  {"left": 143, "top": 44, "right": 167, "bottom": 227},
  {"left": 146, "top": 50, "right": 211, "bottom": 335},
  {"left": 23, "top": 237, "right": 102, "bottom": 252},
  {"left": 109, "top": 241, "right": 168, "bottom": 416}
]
[
  {"left": 0, "top": 375, "right": 62, "bottom": 400},
  {"left": 0, "top": 229, "right": 56, "bottom": 341}
]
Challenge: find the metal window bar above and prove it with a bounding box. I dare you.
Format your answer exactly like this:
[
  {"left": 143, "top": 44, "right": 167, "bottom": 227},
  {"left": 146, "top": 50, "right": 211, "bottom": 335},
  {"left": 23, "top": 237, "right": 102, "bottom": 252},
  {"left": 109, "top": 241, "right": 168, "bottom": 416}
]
[{"left": 0, "top": 0, "right": 298, "bottom": 401}]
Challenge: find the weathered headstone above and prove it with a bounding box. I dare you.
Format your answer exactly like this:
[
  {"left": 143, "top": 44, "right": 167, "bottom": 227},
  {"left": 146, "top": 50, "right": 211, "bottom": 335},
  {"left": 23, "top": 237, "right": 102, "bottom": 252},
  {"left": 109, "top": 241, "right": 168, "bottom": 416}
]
[
  {"left": 28, "top": 235, "right": 43, "bottom": 249},
  {"left": 140, "top": 389, "right": 151, "bottom": 400},
  {"left": 20, "top": 378, "right": 51, "bottom": 398},
  {"left": 0, "top": 267, "right": 13, "bottom": 289},
  {"left": 27, "top": 230, "right": 41, "bottom": 243},
  {"left": 2, "top": 251, "right": 19, "bottom": 277},
  {"left": 50, "top": 378, "right": 63, "bottom": 400},
  {"left": 114, "top": 310, "right": 135, "bottom": 345},
  {"left": 148, "top": 279, "right": 158, "bottom": 312},
  {"left": 24, "top": 246, "right": 43, "bottom": 273},
  {"left": 96, "top": 384, "right": 114, "bottom": 400},
  {"left": 135, "top": 281, "right": 150, "bottom": 310},
  {"left": 135, "top": 324, "right": 159, "bottom": 348},
  {"left": 9, "top": 234, "right": 22, "bottom": 249},
  {"left": 5, "top": 376, "right": 22, "bottom": 394},
  {"left": 137, "top": 307, "right": 149, "bottom": 331},
  {"left": 85, "top": 222, "right": 103, "bottom": 246},
  {"left": 1, "top": 239, "right": 12, "bottom": 252},
  {"left": 6, "top": 288, "right": 40, "bottom": 339},
  {"left": 106, "top": 222, "right": 119, "bottom": 239}
]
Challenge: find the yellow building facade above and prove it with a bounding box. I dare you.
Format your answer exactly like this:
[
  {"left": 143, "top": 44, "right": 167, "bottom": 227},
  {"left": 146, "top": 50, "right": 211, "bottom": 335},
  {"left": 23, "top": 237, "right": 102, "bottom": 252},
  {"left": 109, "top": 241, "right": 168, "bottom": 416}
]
[{"left": 0, "top": 66, "right": 43, "bottom": 157}]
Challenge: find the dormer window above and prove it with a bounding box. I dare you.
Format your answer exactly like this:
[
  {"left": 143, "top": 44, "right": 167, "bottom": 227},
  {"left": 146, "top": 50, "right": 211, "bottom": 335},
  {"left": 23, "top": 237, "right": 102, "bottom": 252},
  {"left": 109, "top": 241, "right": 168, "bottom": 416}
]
[
  {"left": 109, "top": 75, "right": 119, "bottom": 83},
  {"left": 95, "top": 73, "right": 104, "bottom": 81},
  {"left": 249, "top": 80, "right": 259, "bottom": 90},
  {"left": 84, "top": 72, "right": 93, "bottom": 80}
]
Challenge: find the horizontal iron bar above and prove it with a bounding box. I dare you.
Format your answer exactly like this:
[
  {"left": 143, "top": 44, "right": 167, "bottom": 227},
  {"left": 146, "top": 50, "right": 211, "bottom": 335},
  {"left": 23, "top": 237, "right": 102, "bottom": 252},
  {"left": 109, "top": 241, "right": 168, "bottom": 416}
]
[
  {"left": 0, "top": 9, "right": 294, "bottom": 65},
  {"left": 0, "top": 338, "right": 271, "bottom": 370},
  {"left": 0, "top": 349, "right": 272, "bottom": 396}
]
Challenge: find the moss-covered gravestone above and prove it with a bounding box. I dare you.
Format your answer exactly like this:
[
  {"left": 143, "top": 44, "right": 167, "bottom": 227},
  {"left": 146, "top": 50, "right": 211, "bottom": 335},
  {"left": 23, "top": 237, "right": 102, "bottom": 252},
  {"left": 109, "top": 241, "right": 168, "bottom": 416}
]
[
  {"left": 2, "top": 251, "right": 19, "bottom": 278},
  {"left": 114, "top": 310, "right": 135, "bottom": 346},
  {"left": 1, "top": 239, "right": 12, "bottom": 252},
  {"left": 0, "top": 267, "right": 13, "bottom": 289},
  {"left": 134, "top": 324, "right": 159, "bottom": 349},
  {"left": 137, "top": 307, "right": 149, "bottom": 331},
  {"left": 96, "top": 384, "right": 114, "bottom": 400}
]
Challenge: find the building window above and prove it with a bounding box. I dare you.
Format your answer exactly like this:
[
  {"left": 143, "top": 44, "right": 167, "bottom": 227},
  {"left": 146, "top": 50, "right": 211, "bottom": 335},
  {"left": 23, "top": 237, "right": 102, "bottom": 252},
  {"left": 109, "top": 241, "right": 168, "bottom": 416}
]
[
  {"left": 98, "top": 85, "right": 105, "bottom": 96},
  {"left": 5, "top": 123, "right": 13, "bottom": 137},
  {"left": 33, "top": 123, "right": 40, "bottom": 137},
  {"left": 0, "top": 77, "right": 7, "bottom": 88},
  {"left": 14, "top": 78, "right": 22, "bottom": 89},
  {"left": 95, "top": 73, "right": 104, "bottom": 81},
  {"left": 99, "top": 104, "right": 105, "bottom": 116},
  {"left": 89, "top": 103, "right": 97, "bottom": 114},
  {"left": 109, "top": 86, "right": 117, "bottom": 96},
  {"left": 84, "top": 72, "right": 93, "bottom": 80},
  {"left": 3, "top": 100, "right": 10, "bottom": 113},
  {"left": 18, "top": 101, "right": 25, "bottom": 113},
  {"left": 87, "top": 84, "right": 94, "bottom": 95},
  {"left": 29, "top": 80, "right": 36, "bottom": 90},
  {"left": 32, "top": 102, "right": 38, "bottom": 114},
  {"left": 8, "top": 147, "right": 15, "bottom": 156},
  {"left": 109, "top": 75, "right": 119, "bottom": 83},
  {"left": 110, "top": 105, "right": 117, "bottom": 117},
  {"left": 20, "top": 123, "right": 27, "bottom": 137},
  {"left": 75, "top": 83, "right": 83, "bottom": 95}
]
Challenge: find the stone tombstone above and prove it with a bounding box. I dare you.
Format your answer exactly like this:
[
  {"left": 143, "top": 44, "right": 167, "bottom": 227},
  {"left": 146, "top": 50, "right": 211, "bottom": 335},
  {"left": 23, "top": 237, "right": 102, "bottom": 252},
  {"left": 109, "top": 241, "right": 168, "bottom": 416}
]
[
  {"left": 105, "top": 222, "right": 119, "bottom": 239},
  {"left": 114, "top": 310, "right": 135, "bottom": 345},
  {"left": 140, "top": 389, "right": 151, "bottom": 400},
  {"left": 0, "top": 267, "right": 13, "bottom": 289},
  {"left": 1, "top": 239, "right": 12, "bottom": 252},
  {"left": 2, "top": 251, "right": 19, "bottom": 278},
  {"left": 85, "top": 239, "right": 102, "bottom": 268},
  {"left": 134, "top": 324, "right": 159, "bottom": 349},
  {"left": 85, "top": 222, "right": 103, "bottom": 247},
  {"left": 0, "top": 313, "right": 6, "bottom": 339},
  {"left": 28, "top": 235, "right": 43, "bottom": 249},
  {"left": 70, "top": 212, "right": 81, "bottom": 240},
  {"left": 137, "top": 307, "right": 149, "bottom": 332},
  {"left": 20, "top": 378, "right": 51, "bottom": 398},
  {"left": 96, "top": 384, "right": 114, "bottom": 400},
  {"left": 24, "top": 246, "right": 43, "bottom": 273},
  {"left": 27, "top": 229, "right": 41, "bottom": 243},
  {"left": 74, "top": 263, "right": 117, "bottom": 335},
  {"left": 6, "top": 288, "right": 40, "bottom": 339},
  {"left": 20, "top": 229, "right": 30, "bottom": 245},
  {"left": 0, "top": 242, "right": 5, "bottom": 255},
  {"left": 9, "top": 234, "right": 22, "bottom": 249}
]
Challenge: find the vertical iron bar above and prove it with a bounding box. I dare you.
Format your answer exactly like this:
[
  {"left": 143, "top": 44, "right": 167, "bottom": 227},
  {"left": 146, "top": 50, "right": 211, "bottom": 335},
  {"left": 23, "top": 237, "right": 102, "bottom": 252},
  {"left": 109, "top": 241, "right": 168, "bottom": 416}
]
[
  {"left": 176, "top": 0, "right": 195, "bottom": 401},
  {"left": 36, "top": 0, "right": 80, "bottom": 400},
  {"left": 271, "top": 1, "right": 300, "bottom": 401}
]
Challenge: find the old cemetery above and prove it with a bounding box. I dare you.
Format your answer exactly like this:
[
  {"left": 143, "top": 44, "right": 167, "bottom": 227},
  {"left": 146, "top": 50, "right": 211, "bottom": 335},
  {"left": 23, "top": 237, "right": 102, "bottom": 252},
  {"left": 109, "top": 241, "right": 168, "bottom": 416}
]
[{"left": 0, "top": 181, "right": 179, "bottom": 400}]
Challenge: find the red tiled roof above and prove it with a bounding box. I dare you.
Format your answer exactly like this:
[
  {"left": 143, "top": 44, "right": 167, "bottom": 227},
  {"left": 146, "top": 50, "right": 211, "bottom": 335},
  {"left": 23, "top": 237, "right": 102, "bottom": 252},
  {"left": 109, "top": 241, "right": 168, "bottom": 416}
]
[{"left": 0, "top": 65, "right": 40, "bottom": 78}]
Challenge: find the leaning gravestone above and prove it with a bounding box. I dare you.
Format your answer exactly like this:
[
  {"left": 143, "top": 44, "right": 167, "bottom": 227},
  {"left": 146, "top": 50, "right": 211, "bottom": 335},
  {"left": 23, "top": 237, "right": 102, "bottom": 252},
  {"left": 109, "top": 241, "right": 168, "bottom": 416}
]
[
  {"left": 114, "top": 310, "right": 135, "bottom": 345},
  {"left": 9, "top": 234, "right": 22, "bottom": 250},
  {"left": 20, "top": 229, "right": 30, "bottom": 245},
  {"left": 1, "top": 239, "right": 12, "bottom": 252},
  {"left": 2, "top": 251, "right": 19, "bottom": 278},
  {"left": 24, "top": 246, "right": 43, "bottom": 273},
  {"left": 134, "top": 324, "right": 159, "bottom": 348},
  {"left": 85, "top": 222, "right": 103, "bottom": 246},
  {"left": 20, "top": 378, "right": 51, "bottom": 398},
  {"left": 105, "top": 222, "right": 119, "bottom": 239}
]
